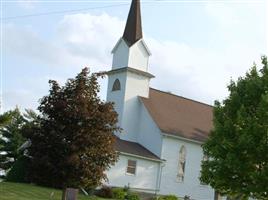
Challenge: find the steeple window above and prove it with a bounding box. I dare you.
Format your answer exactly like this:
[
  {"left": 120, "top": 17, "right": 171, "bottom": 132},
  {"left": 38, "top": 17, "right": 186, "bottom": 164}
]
[{"left": 112, "top": 79, "right": 121, "bottom": 91}]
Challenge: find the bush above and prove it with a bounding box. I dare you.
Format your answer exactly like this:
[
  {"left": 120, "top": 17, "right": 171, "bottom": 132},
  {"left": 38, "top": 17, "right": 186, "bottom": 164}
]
[
  {"left": 126, "top": 192, "right": 140, "bottom": 200},
  {"left": 95, "top": 186, "right": 113, "bottom": 198},
  {"left": 5, "top": 156, "right": 29, "bottom": 183},
  {"left": 158, "top": 195, "right": 178, "bottom": 200},
  {"left": 112, "top": 188, "right": 126, "bottom": 199},
  {"left": 123, "top": 185, "right": 130, "bottom": 192}
]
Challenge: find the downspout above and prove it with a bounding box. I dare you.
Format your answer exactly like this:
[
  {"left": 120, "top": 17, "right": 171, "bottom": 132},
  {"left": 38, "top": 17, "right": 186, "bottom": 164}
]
[{"left": 155, "top": 161, "right": 165, "bottom": 195}]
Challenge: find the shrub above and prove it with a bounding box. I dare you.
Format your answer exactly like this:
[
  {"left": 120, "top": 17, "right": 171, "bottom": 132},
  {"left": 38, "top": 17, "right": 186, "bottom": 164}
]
[
  {"left": 112, "top": 188, "right": 126, "bottom": 199},
  {"left": 126, "top": 192, "right": 140, "bottom": 200},
  {"left": 158, "top": 195, "right": 178, "bottom": 200},
  {"left": 5, "top": 156, "right": 29, "bottom": 183},
  {"left": 123, "top": 185, "right": 130, "bottom": 192},
  {"left": 95, "top": 186, "right": 113, "bottom": 198}
]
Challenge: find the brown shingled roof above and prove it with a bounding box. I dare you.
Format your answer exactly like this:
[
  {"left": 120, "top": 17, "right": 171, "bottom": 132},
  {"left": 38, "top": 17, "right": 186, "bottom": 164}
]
[
  {"left": 140, "top": 88, "right": 213, "bottom": 142},
  {"left": 115, "top": 137, "right": 161, "bottom": 161}
]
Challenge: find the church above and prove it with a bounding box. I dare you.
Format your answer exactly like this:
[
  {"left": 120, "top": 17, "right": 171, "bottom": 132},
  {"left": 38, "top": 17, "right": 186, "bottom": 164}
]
[{"left": 105, "top": 0, "right": 216, "bottom": 199}]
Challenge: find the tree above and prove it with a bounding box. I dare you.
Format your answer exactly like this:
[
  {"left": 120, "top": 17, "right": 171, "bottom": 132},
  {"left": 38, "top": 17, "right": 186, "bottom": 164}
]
[
  {"left": 0, "top": 111, "right": 13, "bottom": 127},
  {"left": 0, "top": 108, "right": 36, "bottom": 175},
  {"left": 26, "top": 68, "right": 120, "bottom": 191},
  {"left": 200, "top": 56, "right": 268, "bottom": 200}
]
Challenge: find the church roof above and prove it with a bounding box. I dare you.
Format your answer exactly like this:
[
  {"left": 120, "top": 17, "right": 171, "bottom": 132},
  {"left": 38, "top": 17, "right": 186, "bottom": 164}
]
[
  {"left": 140, "top": 88, "right": 213, "bottom": 142},
  {"left": 115, "top": 137, "right": 161, "bottom": 161},
  {"left": 123, "top": 0, "right": 143, "bottom": 46}
]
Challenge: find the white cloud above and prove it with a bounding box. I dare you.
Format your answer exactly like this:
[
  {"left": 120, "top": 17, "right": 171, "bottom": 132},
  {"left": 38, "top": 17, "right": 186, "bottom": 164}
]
[
  {"left": 147, "top": 37, "right": 262, "bottom": 104},
  {"left": 57, "top": 13, "right": 125, "bottom": 71},
  {"left": 3, "top": 10, "right": 266, "bottom": 111},
  {"left": 4, "top": 24, "right": 87, "bottom": 68}
]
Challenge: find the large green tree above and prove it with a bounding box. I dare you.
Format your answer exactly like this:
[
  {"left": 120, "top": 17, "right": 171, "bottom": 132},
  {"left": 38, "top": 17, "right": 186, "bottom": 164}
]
[
  {"left": 0, "top": 108, "right": 36, "bottom": 174},
  {"left": 26, "top": 68, "right": 120, "bottom": 190},
  {"left": 200, "top": 56, "right": 268, "bottom": 200}
]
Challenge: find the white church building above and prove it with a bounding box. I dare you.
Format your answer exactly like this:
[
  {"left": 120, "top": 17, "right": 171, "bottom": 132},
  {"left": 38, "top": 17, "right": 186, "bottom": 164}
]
[{"left": 105, "top": 0, "right": 216, "bottom": 199}]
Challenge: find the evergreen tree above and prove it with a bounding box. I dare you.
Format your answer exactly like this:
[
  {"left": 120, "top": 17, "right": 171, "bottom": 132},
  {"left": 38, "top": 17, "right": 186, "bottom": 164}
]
[
  {"left": 0, "top": 108, "right": 35, "bottom": 174},
  {"left": 200, "top": 56, "right": 268, "bottom": 199},
  {"left": 27, "top": 68, "right": 120, "bottom": 190}
]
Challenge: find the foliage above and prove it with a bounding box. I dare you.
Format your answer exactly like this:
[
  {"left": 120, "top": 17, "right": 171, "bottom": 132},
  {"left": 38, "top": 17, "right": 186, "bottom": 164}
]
[
  {"left": 0, "top": 111, "right": 13, "bottom": 127},
  {"left": 125, "top": 192, "right": 140, "bottom": 200},
  {"left": 123, "top": 185, "right": 130, "bottom": 192},
  {"left": 26, "top": 68, "right": 120, "bottom": 189},
  {"left": 96, "top": 186, "right": 113, "bottom": 198},
  {"left": 0, "top": 108, "right": 36, "bottom": 175},
  {"left": 112, "top": 188, "right": 126, "bottom": 199},
  {"left": 5, "top": 156, "right": 30, "bottom": 183},
  {"left": 200, "top": 56, "right": 268, "bottom": 199},
  {"left": 158, "top": 195, "right": 178, "bottom": 200}
]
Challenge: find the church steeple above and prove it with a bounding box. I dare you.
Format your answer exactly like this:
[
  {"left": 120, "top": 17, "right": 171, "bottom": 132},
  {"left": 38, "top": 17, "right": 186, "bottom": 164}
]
[
  {"left": 107, "top": 0, "right": 153, "bottom": 142},
  {"left": 123, "top": 0, "right": 143, "bottom": 46},
  {"left": 110, "top": 0, "right": 151, "bottom": 71}
]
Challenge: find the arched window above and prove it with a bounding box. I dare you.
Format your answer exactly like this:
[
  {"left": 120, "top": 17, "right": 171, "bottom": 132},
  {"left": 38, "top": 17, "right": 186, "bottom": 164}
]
[
  {"left": 112, "top": 79, "right": 121, "bottom": 91},
  {"left": 177, "top": 145, "right": 186, "bottom": 182}
]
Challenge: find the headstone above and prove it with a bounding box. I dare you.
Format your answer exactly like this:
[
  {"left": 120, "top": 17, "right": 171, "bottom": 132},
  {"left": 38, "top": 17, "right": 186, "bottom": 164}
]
[{"left": 62, "top": 188, "right": 78, "bottom": 200}]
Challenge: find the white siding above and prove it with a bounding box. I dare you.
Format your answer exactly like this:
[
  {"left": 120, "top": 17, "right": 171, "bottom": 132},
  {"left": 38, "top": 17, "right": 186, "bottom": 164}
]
[
  {"left": 120, "top": 72, "right": 149, "bottom": 142},
  {"left": 128, "top": 40, "right": 150, "bottom": 71},
  {"left": 137, "top": 102, "right": 163, "bottom": 157},
  {"left": 106, "top": 72, "right": 127, "bottom": 137},
  {"left": 106, "top": 154, "right": 160, "bottom": 192},
  {"left": 160, "top": 136, "right": 214, "bottom": 200},
  {"left": 112, "top": 38, "right": 150, "bottom": 72},
  {"left": 112, "top": 39, "right": 129, "bottom": 69}
]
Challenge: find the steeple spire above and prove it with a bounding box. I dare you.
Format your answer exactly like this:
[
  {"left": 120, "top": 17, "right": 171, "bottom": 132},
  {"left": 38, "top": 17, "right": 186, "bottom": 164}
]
[{"left": 123, "top": 0, "right": 143, "bottom": 46}]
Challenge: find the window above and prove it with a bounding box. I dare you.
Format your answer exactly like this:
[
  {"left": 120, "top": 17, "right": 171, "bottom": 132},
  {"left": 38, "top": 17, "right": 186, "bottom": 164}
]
[
  {"left": 112, "top": 79, "right": 121, "bottom": 91},
  {"left": 126, "top": 160, "right": 137, "bottom": 175},
  {"left": 177, "top": 145, "right": 186, "bottom": 182}
]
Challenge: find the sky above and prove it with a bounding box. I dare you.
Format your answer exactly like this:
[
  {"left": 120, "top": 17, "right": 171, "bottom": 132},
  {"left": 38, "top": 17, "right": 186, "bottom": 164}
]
[{"left": 1, "top": 0, "right": 268, "bottom": 112}]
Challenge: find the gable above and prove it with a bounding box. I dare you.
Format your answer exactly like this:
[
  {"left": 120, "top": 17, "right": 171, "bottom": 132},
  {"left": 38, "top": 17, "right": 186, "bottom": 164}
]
[{"left": 139, "top": 88, "right": 213, "bottom": 142}]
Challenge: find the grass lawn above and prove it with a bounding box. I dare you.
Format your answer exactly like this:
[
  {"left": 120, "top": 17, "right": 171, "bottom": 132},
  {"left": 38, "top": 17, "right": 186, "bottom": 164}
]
[{"left": 0, "top": 182, "right": 101, "bottom": 200}]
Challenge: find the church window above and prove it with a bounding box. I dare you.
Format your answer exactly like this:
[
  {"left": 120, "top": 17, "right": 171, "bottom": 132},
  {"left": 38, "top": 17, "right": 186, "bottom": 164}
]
[
  {"left": 177, "top": 145, "right": 186, "bottom": 182},
  {"left": 112, "top": 79, "right": 121, "bottom": 91},
  {"left": 126, "top": 159, "right": 137, "bottom": 175}
]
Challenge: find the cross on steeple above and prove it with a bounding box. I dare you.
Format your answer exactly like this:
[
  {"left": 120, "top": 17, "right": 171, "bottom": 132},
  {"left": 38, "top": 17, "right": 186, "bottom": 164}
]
[{"left": 123, "top": 0, "right": 143, "bottom": 46}]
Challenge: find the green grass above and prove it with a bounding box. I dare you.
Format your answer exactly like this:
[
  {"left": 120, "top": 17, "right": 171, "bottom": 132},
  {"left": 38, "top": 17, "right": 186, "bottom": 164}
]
[{"left": 0, "top": 182, "right": 100, "bottom": 200}]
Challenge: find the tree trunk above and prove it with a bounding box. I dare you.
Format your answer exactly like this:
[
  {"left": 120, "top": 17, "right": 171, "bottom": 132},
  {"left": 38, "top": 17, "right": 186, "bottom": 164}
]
[{"left": 62, "top": 188, "right": 78, "bottom": 200}]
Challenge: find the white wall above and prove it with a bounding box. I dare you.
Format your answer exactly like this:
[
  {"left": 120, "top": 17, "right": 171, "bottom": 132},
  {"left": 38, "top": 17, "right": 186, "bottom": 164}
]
[
  {"left": 160, "top": 136, "right": 214, "bottom": 200},
  {"left": 112, "top": 39, "right": 129, "bottom": 69},
  {"left": 128, "top": 40, "right": 150, "bottom": 71},
  {"left": 109, "top": 71, "right": 151, "bottom": 142},
  {"left": 112, "top": 39, "right": 150, "bottom": 72},
  {"left": 106, "top": 154, "right": 160, "bottom": 192},
  {"left": 137, "top": 102, "right": 163, "bottom": 157},
  {"left": 106, "top": 71, "right": 127, "bottom": 136}
]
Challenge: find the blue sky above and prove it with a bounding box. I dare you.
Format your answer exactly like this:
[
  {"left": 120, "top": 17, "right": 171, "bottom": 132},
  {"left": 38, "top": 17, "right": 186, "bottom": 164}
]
[{"left": 2, "top": 0, "right": 268, "bottom": 112}]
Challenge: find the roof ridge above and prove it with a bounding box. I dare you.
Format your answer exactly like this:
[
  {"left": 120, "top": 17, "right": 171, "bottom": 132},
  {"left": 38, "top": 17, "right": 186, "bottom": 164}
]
[{"left": 149, "top": 87, "right": 213, "bottom": 108}]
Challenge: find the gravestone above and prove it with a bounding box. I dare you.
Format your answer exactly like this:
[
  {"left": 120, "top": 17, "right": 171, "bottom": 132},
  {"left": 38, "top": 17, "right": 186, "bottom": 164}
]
[{"left": 62, "top": 188, "right": 78, "bottom": 200}]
